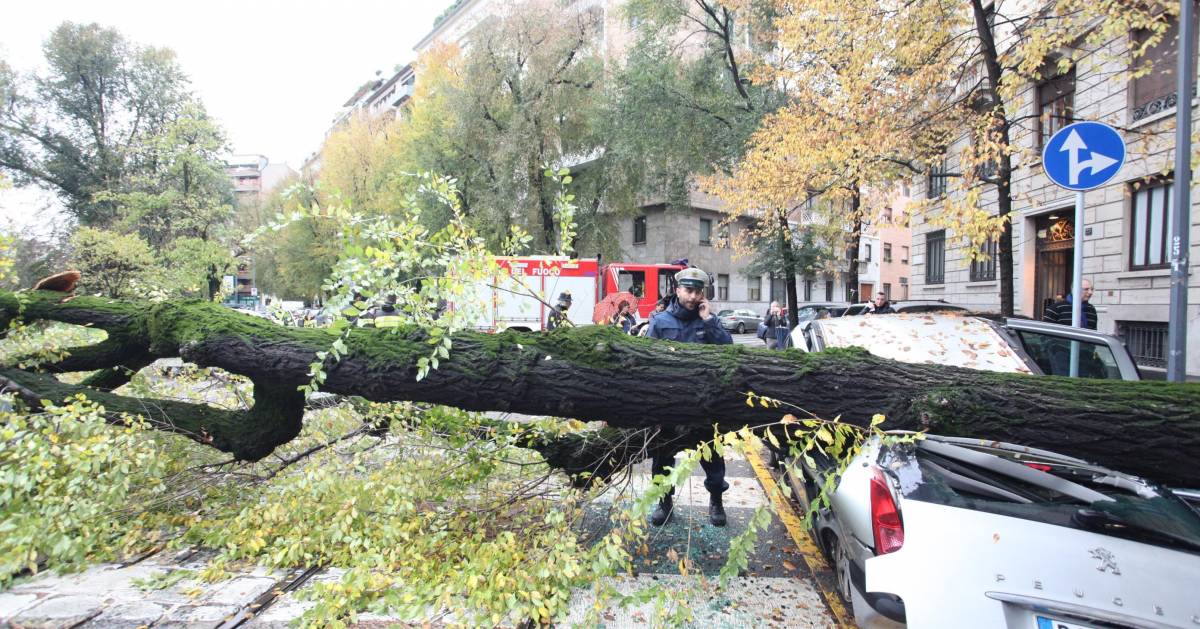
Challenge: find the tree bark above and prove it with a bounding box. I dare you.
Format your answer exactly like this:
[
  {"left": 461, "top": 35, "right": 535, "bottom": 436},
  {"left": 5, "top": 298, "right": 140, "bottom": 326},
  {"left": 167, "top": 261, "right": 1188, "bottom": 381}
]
[{"left": 2, "top": 290, "right": 1198, "bottom": 487}]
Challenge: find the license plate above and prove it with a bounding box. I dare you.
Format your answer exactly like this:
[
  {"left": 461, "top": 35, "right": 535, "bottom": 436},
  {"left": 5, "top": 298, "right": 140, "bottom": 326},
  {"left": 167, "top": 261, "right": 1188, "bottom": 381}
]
[{"left": 1036, "top": 616, "right": 1098, "bottom": 629}]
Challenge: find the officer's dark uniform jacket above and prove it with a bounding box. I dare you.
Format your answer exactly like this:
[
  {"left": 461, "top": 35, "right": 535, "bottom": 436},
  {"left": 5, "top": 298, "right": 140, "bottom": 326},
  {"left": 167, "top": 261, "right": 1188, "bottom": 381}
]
[
  {"left": 645, "top": 296, "right": 732, "bottom": 496},
  {"left": 645, "top": 298, "right": 733, "bottom": 344}
]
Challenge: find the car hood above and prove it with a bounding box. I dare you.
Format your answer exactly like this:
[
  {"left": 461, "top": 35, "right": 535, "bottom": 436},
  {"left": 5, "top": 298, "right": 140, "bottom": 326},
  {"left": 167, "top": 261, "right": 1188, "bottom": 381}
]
[{"left": 867, "top": 499, "right": 1200, "bottom": 628}]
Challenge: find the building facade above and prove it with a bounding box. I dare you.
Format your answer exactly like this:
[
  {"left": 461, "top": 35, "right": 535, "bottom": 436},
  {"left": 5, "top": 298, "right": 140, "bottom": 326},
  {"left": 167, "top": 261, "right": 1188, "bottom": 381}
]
[{"left": 910, "top": 14, "right": 1200, "bottom": 377}]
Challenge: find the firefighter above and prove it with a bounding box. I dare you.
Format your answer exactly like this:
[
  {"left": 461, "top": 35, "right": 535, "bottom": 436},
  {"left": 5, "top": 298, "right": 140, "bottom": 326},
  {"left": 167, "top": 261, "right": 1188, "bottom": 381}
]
[
  {"left": 644, "top": 267, "right": 733, "bottom": 527},
  {"left": 372, "top": 295, "right": 402, "bottom": 329},
  {"left": 342, "top": 291, "right": 369, "bottom": 326},
  {"left": 546, "top": 291, "right": 572, "bottom": 330}
]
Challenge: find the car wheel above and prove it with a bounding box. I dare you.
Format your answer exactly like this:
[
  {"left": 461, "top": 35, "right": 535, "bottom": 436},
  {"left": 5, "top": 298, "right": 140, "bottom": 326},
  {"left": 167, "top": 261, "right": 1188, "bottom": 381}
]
[
  {"left": 825, "top": 531, "right": 855, "bottom": 606},
  {"left": 736, "top": 322, "right": 746, "bottom": 334}
]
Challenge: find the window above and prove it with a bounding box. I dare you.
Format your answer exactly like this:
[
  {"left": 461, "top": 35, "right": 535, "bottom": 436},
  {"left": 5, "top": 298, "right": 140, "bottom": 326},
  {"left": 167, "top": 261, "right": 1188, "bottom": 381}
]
[
  {"left": 748, "top": 276, "right": 761, "bottom": 301},
  {"left": 825, "top": 280, "right": 834, "bottom": 301},
  {"left": 901, "top": 245, "right": 910, "bottom": 264},
  {"left": 718, "top": 223, "right": 730, "bottom": 245},
  {"left": 883, "top": 207, "right": 894, "bottom": 223},
  {"left": 883, "top": 243, "right": 893, "bottom": 262},
  {"left": 1132, "top": 9, "right": 1200, "bottom": 122},
  {"left": 926, "top": 230, "right": 946, "bottom": 284},
  {"left": 803, "top": 279, "right": 813, "bottom": 301},
  {"left": 699, "top": 218, "right": 713, "bottom": 245},
  {"left": 1130, "top": 178, "right": 1174, "bottom": 269},
  {"left": 1017, "top": 330, "right": 1123, "bottom": 380},
  {"left": 706, "top": 279, "right": 716, "bottom": 300},
  {"left": 633, "top": 216, "right": 647, "bottom": 245},
  {"left": 658, "top": 269, "right": 674, "bottom": 300},
  {"left": 617, "top": 270, "right": 646, "bottom": 298},
  {"left": 1118, "top": 321, "right": 1169, "bottom": 368},
  {"left": 883, "top": 283, "right": 892, "bottom": 300},
  {"left": 927, "top": 157, "right": 948, "bottom": 198},
  {"left": 862, "top": 243, "right": 872, "bottom": 262},
  {"left": 1038, "top": 68, "right": 1074, "bottom": 149},
  {"left": 970, "top": 238, "right": 998, "bottom": 281},
  {"left": 717, "top": 274, "right": 730, "bottom": 300},
  {"left": 900, "top": 277, "right": 909, "bottom": 299}
]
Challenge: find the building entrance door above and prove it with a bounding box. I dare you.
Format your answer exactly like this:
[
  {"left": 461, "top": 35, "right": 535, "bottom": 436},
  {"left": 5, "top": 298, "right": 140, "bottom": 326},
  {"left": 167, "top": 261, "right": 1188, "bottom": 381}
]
[{"left": 1033, "top": 213, "right": 1075, "bottom": 319}]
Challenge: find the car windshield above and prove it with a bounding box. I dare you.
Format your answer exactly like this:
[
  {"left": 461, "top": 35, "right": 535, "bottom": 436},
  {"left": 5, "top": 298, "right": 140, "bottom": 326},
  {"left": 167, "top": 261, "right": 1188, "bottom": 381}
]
[
  {"left": 793, "top": 306, "right": 823, "bottom": 322},
  {"left": 889, "top": 442, "right": 1200, "bottom": 554},
  {"left": 717, "top": 310, "right": 734, "bottom": 317}
]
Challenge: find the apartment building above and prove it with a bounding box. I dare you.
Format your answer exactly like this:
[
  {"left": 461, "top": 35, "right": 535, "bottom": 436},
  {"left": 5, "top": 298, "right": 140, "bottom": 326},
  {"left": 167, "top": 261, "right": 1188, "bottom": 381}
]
[
  {"left": 910, "top": 10, "right": 1199, "bottom": 377},
  {"left": 224, "top": 155, "right": 296, "bottom": 207}
]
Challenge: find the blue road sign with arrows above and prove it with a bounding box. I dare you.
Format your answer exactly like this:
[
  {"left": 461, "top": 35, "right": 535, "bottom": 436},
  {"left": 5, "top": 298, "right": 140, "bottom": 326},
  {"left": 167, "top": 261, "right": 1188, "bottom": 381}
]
[{"left": 1042, "top": 121, "right": 1126, "bottom": 191}]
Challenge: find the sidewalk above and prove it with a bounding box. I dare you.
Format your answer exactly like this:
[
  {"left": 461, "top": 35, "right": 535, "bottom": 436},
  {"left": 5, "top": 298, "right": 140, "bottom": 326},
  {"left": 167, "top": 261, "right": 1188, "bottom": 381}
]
[{"left": 1, "top": 452, "right": 842, "bottom": 628}]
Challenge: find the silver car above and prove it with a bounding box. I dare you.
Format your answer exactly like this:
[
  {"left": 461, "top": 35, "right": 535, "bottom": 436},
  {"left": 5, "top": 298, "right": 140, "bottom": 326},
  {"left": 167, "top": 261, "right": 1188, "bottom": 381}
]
[
  {"left": 790, "top": 434, "right": 1200, "bottom": 628},
  {"left": 716, "top": 308, "right": 763, "bottom": 334}
]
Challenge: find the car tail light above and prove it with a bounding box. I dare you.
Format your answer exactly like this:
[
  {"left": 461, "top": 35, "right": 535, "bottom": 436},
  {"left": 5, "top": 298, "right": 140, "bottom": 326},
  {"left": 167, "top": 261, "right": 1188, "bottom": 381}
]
[
  {"left": 870, "top": 468, "right": 904, "bottom": 555},
  {"left": 1023, "top": 462, "right": 1053, "bottom": 472}
]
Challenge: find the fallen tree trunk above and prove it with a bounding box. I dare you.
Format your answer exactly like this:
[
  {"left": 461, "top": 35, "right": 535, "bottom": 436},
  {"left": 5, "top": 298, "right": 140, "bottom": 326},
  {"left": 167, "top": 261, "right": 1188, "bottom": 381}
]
[{"left": 1, "top": 290, "right": 1198, "bottom": 487}]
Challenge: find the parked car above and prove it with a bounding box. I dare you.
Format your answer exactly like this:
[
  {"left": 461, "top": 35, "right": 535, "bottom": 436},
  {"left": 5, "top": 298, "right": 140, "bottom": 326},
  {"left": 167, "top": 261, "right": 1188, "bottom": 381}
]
[
  {"left": 716, "top": 308, "right": 763, "bottom": 334},
  {"left": 843, "top": 299, "right": 968, "bottom": 316},
  {"left": 790, "top": 313, "right": 1141, "bottom": 381},
  {"left": 791, "top": 303, "right": 850, "bottom": 322},
  {"left": 790, "top": 432, "right": 1200, "bottom": 628}
]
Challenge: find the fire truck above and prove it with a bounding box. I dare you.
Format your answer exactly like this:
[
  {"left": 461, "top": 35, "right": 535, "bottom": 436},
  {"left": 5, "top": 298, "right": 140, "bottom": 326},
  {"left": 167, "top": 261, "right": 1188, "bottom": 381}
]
[{"left": 467, "top": 256, "right": 686, "bottom": 332}]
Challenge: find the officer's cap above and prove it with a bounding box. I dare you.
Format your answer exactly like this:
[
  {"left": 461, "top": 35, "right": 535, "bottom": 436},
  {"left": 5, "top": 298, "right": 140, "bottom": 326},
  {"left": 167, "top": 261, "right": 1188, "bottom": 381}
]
[{"left": 675, "top": 267, "right": 709, "bottom": 289}]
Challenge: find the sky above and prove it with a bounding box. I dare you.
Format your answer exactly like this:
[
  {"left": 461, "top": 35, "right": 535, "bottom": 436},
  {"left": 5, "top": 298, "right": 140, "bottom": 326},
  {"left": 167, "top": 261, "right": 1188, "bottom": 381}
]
[{"left": 0, "top": 0, "right": 450, "bottom": 228}]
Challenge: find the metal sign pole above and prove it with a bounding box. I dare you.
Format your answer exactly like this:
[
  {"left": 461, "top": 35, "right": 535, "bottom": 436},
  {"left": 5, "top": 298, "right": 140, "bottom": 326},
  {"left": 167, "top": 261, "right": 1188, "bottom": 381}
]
[
  {"left": 1070, "top": 190, "right": 1085, "bottom": 377},
  {"left": 1169, "top": 0, "right": 1195, "bottom": 382}
]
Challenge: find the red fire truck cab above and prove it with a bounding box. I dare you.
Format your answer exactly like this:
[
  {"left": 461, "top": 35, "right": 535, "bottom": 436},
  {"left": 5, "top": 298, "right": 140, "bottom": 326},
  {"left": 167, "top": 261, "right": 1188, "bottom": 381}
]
[
  {"left": 599, "top": 262, "right": 686, "bottom": 319},
  {"left": 467, "top": 256, "right": 686, "bottom": 332}
]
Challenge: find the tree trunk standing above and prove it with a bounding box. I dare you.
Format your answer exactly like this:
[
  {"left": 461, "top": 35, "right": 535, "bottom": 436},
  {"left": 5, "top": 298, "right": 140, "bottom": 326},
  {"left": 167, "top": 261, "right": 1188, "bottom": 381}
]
[
  {"left": 972, "top": 0, "right": 1016, "bottom": 317},
  {"left": 2, "top": 290, "right": 1198, "bottom": 487},
  {"left": 776, "top": 210, "right": 800, "bottom": 326},
  {"left": 846, "top": 185, "right": 863, "bottom": 303}
]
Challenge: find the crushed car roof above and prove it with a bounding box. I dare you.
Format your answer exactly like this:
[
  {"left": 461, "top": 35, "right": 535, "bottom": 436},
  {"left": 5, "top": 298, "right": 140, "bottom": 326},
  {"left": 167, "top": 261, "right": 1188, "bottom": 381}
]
[{"left": 816, "top": 313, "right": 1034, "bottom": 374}]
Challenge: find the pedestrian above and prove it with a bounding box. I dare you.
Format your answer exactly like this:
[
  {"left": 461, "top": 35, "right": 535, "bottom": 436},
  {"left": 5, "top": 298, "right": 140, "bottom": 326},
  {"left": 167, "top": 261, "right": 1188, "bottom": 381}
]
[
  {"left": 868, "top": 292, "right": 896, "bottom": 314},
  {"left": 611, "top": 300, "right": 636, "bottom": 334},
  {"left": 546, "top": 291, "right": 573, "bottom": 330},
  {"left": 774, "top": 307, "right": 790, "bottom": 349},
  {"left": 644, "top": 267, "right": 733, "bottom": 527},
  {"left": 1042, "top": 279, "right": 1097, "bottom": 329},
  {"left": 762, "top": 301, "right": 781, "bottom": 349}
]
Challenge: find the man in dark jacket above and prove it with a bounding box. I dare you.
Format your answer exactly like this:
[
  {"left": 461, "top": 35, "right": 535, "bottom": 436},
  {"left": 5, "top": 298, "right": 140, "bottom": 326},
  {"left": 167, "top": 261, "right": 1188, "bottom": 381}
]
[
  {"left": 869, "top": 292, "right": 896, "bottom": 314},
  {"left": 645, "top": 267, "right": 733, "bottom": 527},
  {"left": 1042, "top": 279, "right": 1097, "bottom": 329}
]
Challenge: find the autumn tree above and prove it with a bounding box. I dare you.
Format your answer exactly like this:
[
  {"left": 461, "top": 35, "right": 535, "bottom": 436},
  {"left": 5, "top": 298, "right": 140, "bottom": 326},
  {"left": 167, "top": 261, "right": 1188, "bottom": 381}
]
[{"left": 716, "top": 0, "right": 1177, "bottom": 316}]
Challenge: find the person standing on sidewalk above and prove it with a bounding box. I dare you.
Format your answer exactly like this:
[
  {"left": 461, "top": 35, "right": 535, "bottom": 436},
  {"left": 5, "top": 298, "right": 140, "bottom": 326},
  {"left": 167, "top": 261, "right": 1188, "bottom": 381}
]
[
  {"left": 763, "top": 301, "right": 781, "bottom": 349},
  {"left": 644, "top": 267, "right": 733, "bottom": 527}
]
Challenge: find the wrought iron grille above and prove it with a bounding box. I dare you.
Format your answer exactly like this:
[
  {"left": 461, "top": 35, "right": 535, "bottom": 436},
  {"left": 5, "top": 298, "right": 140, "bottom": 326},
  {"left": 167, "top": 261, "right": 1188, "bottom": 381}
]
[{"left": 1118, "top": 321, "right": 1169, "bottom": 368}]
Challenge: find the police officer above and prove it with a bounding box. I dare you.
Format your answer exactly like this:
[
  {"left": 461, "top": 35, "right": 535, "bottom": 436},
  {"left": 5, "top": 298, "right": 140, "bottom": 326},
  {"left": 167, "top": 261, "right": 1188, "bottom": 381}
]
[
  {"left": 546, "top": 291, "right": 573, "bottom": 330},
  {"left": 645, "top": 267, "right": 733, "bottom": 527}
]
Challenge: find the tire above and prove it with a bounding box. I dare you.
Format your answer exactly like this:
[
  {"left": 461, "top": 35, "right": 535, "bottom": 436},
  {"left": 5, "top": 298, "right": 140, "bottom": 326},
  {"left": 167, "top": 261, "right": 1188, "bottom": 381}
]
[
  {"left": 736, "top": 322, "right": 746, "bottom": 334},
  {"left": 824, "top": 530, "right": 855, "bottom": 606}
]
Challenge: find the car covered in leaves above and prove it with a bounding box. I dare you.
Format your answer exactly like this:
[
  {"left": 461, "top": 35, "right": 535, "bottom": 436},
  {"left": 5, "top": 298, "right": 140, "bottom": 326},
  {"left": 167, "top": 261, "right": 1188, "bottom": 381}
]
[
  {"left": 791, "top": 433, "right": 1200, "bottom": 628},
  {"left": 789, "top": 313, "right": 1141, "bottom": 381}
]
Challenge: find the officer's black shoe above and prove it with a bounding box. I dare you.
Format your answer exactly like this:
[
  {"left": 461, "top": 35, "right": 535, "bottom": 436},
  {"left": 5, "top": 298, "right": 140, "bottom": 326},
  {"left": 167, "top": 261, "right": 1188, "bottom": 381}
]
[
  {"left": 708, "top": 492, "right": 727, "bottom": 527},
  {"left": 650, "top": 496, "right": 673, "bottom": 526}
]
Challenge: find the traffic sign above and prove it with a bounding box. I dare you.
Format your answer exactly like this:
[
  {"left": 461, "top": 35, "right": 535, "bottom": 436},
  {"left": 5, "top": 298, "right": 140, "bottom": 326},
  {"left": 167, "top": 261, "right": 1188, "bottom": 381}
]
[{"left": 1042, "top": 121, "right": 1126, "bottom": 191}]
